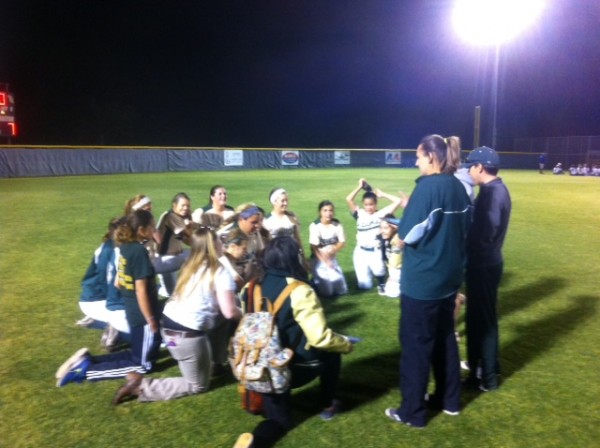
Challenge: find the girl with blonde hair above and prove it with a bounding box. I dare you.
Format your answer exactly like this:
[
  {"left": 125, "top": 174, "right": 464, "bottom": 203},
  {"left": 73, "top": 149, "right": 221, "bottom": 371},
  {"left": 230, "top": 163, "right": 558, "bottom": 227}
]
[{"left": 112, "top": 221, "right": 242, "bottom": 404}]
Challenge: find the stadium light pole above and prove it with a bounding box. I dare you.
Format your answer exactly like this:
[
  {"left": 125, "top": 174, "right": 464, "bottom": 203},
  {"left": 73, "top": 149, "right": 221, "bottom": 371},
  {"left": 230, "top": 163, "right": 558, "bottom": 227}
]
[{"left": 452, "top": 0, "right": 545, "bottom": 149}]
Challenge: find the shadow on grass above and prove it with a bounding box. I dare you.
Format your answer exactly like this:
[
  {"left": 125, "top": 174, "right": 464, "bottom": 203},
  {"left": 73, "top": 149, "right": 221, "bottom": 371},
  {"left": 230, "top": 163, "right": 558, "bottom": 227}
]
[
  {"left": 462, "top": 294, "right": 597, "bottom": 408},
  {"left": 501, "top": 294, "right": 597, "bottom": 378},
  {"left": 289, "top": 349, "right": 399, "bottom": 423},
  {"left": 500, "top": 274, "right": 568, "bottom": 318}
]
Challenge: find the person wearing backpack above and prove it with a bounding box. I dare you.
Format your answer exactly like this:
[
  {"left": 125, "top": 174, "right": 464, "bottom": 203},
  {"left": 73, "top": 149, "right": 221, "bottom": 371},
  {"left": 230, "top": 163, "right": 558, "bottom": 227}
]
[{"left": 233, "top": 236, "right": 354, "bottom": 448}]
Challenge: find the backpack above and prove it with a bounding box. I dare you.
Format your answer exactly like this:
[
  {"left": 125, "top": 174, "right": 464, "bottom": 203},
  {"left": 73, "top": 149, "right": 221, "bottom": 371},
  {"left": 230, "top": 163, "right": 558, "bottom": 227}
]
[{"left": 228, "top": 280, "right": 302, "bottom": 394}]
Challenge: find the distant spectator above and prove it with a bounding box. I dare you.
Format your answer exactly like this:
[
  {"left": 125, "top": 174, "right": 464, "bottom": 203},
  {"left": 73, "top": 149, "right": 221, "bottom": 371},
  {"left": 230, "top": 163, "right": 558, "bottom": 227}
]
[
  {"left": 538, "top": 153, "right": 546, "bottom": 174},
  {"left": 552, "top": 163, "right": 564, "bottom": 175},
  {"left": 583, "top": 164, "right": 591, "bottom": 176},
  {"left": 593, "top": 165, "right": 600, "bottom": 176},
  {"left": 569, "top": 165, "right": 578, "bottom": 175}
]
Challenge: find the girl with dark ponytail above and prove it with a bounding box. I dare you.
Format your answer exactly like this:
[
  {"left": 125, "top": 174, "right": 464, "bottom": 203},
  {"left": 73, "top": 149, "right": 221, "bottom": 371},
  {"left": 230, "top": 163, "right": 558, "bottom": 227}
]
[{"left": 56, "top": 209, "right": 162, "bottom": 387}]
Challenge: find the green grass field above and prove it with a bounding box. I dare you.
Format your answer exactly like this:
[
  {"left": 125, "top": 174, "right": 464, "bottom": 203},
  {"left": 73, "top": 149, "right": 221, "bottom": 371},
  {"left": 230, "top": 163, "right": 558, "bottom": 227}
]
[{"left": 1, "top": 168, "right": 599, "bottom": 447}]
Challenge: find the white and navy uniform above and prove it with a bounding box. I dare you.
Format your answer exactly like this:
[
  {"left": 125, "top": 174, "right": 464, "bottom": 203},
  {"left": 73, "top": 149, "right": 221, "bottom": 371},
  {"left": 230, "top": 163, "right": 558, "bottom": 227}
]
[
  {"left": 309, "top": 219, "right": 348, "bottom": 297},
  {"left": 85, "top": 241, "right": 162, "bottom": 381},
  {"left": 351, "top": 208, "right": 387, "bottom": 289},
  {"left": 78, "top": 240, "right": 116, "bottom": 325},
  {"left": 263, "top": 212, "right": 300, "bottom": 241}
]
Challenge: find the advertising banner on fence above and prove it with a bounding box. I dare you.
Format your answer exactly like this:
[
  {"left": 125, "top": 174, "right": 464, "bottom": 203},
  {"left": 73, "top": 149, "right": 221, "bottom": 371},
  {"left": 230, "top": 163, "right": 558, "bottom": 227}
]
[
  {"left": 281, "top": 150, "right": 300, "bottom": 166},
  {"left": 224, "top": 149, "right": 244, "bottom": 166},
  {"left": 334, "top": 150, "right": 351, "bottom": 165},
  {"left": 385, "top": 151, "right": 402, "bottom": 165}
]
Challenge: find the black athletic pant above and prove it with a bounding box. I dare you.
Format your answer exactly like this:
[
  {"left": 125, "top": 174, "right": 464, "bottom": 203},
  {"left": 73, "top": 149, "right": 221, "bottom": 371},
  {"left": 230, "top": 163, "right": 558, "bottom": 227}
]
[
  {"left": 465, "top": 262, "right": 503, "bottom": 390},
  {"left": 252, "top": 352, "right": 341, "bottom": 447}
]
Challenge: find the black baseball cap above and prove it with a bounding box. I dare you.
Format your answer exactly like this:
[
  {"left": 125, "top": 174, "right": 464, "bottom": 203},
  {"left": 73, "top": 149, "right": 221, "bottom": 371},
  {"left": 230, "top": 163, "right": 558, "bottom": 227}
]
[{"left": 462, "top": 146, "right": 500, "bottom": 169}]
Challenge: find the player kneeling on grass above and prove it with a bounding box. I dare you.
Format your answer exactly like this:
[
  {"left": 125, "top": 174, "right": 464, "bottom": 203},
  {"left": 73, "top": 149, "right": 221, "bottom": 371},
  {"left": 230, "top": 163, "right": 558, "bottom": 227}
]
[
  {"left": 76, "top": 216, "right": 130, "bottom": 351},
  {"left": 56, "top": 210, "right": 162, "bottom": 387},
  {"left": 233, "top": 236, "right": 356, "bottom": 448},
  {"left": 111, "top": 223, "right": 242, "bottom": 404},
  {"left": 309, "top": 200, "right": 348, "bottom": 298},
  {"left": 345, "top": 179, "right": 403, "bottom": 295}
]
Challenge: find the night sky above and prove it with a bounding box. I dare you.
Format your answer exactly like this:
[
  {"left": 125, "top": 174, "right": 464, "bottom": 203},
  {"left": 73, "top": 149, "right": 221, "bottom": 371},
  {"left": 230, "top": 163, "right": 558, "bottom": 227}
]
[{"left": 1, "top": 1, "right": 599, "bottom": 149}]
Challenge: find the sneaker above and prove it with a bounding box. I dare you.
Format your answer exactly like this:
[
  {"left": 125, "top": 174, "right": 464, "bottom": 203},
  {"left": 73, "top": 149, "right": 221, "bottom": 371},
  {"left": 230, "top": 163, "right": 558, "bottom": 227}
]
[
  {"left": 425, "top": 394, "right": 460, "bottom": 415},
  {"left": 75, "top": 316, "right": 95, "bottom": 327},
  {"left": 233, "top": 433, "right": 254, "bottom": 448},
  {"left": 479, "top": 383, "right": 498, "bottom": 392},
  {"left": 102, "top": 325, "right": 120, "bottom": 351},
  {"left": 319, "top": 399, "right": 342, "bottom": 421},
  {"left": 377, "top": 285, "right": 386, "bottom": 296},
  {"left": 460, "top": 360, "right": 470, "bottom": 371},
  {"left": 385, "top": 407, "right": 403, "bottom": 423},
  {"left": 384, "top": 408, "right": 423, "bottom": 428},
  {"left": 55, "top": 348, "right": 89, "bottom": 379},
  {"left": 56, "top": 357, "right": 91, "bottom": 387}
]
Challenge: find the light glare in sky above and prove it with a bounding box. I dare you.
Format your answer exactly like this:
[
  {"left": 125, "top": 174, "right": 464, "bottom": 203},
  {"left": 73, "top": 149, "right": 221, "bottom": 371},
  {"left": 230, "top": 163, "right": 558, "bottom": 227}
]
[{"left": 453, "top": 0, "right": 545, "bottom": 46}]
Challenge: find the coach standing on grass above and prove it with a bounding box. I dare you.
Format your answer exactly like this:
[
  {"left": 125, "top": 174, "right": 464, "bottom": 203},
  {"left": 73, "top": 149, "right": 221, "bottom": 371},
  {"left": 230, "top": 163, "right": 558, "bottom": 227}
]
[
  {"left": 385, "top": 135, "right": 471, "bottom": 428},
  {"left": 463, "top": 147, "right": 511, "bottom": 392}
]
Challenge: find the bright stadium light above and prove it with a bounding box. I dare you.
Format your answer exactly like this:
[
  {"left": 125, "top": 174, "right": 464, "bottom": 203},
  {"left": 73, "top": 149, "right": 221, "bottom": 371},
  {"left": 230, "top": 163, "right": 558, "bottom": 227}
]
[
  {"left": 453, "top": 0, "right": 545, "bottom": 148},
  {"left": 453, "top": 0, "right": 545, "bottom": 46}
]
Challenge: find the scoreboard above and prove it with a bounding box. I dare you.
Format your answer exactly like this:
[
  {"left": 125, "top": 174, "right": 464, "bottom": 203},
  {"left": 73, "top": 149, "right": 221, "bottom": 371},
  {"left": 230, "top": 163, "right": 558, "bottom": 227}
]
[{"left": 0, "top": 87, "right": 17, "bottom": 138}]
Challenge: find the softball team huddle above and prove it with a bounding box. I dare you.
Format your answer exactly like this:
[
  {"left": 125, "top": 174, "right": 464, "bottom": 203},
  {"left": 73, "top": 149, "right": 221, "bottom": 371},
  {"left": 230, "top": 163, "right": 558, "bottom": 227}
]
[
  {"left": 59, "top": 182, "right": 404, "bottom": 392},
  {"left": 58, "top": 133, "right": 499, "bottom": 448}
]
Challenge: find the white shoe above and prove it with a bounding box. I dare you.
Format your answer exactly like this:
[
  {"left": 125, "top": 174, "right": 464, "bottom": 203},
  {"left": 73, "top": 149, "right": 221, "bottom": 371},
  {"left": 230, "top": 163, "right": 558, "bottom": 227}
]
[
  {"left": 460, "top": 360, "right": 470, "bottom": 371},
  {"left": 75, "top": 316, "right": 95, "bottom": 327},
  {"left": 233, "top": 433, "right": 253, "bottom": 448},
  {"left": 55, "top": 348, "right": 89, "bottom": 380},
  {"left": 101, "top": 325, "right": 119, "bottom": 350}
]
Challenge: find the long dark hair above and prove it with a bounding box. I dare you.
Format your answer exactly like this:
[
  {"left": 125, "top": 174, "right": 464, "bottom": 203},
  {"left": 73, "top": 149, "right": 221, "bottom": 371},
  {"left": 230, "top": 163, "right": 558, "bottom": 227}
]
[
  {"left": 115, "top": 209, "right": 154, "bottom": 244},
  {"left": 419, "top": 134, "right": 461, "bottom": 174},
  {"left": 262, "top": 236, "right": 308, "bottom": 282}
]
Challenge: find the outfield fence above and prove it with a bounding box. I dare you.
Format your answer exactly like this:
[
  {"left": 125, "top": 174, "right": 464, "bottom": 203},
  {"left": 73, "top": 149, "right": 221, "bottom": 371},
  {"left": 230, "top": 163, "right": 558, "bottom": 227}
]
[
  {"left": 0, "top": 146, "right": 540, "bottom": 178},
  {"left": 514, "top": 135, "right": 600, "bottom": 167}
]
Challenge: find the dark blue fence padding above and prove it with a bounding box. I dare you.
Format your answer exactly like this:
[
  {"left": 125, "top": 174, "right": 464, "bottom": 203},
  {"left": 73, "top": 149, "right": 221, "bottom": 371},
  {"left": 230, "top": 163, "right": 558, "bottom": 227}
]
[
  {"left": 0, "top": 148, "right": 167, "bottom": 177},
  {"left": 167, "top": 149, "right": 221, "bottom": 171},
  {"left": 0, "top": 147, "right": 541, "bottom": 178}
]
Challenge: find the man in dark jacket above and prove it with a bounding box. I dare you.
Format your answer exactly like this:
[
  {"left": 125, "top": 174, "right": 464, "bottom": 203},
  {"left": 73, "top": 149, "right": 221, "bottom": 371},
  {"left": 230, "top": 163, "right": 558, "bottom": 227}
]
[{"left": 463, "top": 146, "right": 512, "bottom": 391}]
